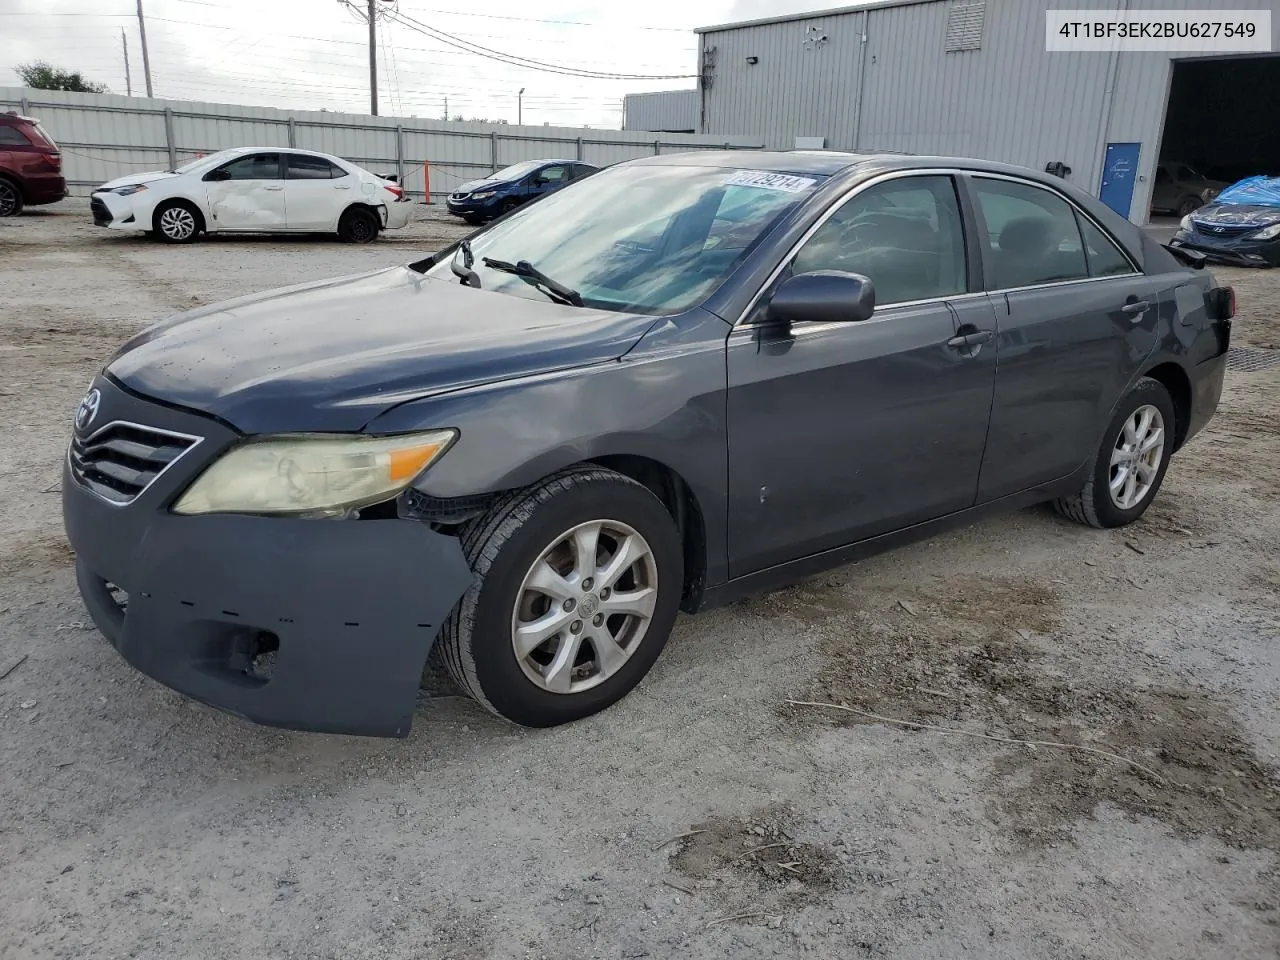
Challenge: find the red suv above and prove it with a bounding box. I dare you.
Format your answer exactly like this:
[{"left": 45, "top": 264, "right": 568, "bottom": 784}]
[{"left": 0, "top": 112, "right": 66, "bottom": 216}]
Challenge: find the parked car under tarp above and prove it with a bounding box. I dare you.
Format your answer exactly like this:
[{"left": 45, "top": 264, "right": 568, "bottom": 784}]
[{"left": 1168, "top": 175, "right": 1280, "bottom": 268}]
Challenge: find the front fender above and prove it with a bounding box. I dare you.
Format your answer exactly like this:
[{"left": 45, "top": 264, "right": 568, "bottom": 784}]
[{"left": 362, "top": 309, "right": 732, "bottom": 587}]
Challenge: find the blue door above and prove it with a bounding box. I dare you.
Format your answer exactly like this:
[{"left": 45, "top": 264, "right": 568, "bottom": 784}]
[{"left": 1099, "top": 142, "right": 1141, "bottom": 218}]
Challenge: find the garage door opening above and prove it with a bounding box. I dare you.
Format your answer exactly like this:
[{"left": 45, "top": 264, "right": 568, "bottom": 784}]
[{"left": 1151, "top": 55, "right": 1280, "bottom": 219}]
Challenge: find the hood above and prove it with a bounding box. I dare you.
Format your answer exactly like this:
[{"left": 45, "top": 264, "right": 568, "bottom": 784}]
[
  {"left": 454, "top": 177, "right": 504, "bottom": 194},
  {"left": 1191, "top": 203, "right": 1280, "bottom": 229},
  {"left": 106, "top": 267, "right": 658, "bottom": 434},
  {"left": 97, "top": 170, "right": 181, "bottom": 191}
]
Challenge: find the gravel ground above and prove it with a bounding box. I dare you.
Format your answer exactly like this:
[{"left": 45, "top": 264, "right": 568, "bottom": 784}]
[{"left": 2, "top": 201, "right": 1278, "bottom": 960}]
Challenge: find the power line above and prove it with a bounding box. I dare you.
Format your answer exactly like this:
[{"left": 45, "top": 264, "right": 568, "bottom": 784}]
[{"left": 387, "top": 10, "right": 697, "bottom": 80}]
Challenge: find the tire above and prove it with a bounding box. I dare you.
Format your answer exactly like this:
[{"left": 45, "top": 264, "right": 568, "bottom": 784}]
[
  {"left": 463, "top": 214, "right": 484, "bottom": 226},
  {"left": 437, "top": 465, "right": 683, "bottom": 727},
  {"left": 152, "top": 200, "right": 202, "bottom": 243},
  {"left": 1176, "top": 196, "right": 1202, "bottom": 218},
  {"left": 1054, "top": 377, "right": 1176, "bottom": 529},
  {"left": 496, "top": 198, "right": 519, "bottom": 219},
  {"left": 338, "top": 206, "right": 380, "bottom": 244},
  {"left": 0, "top": 177, "right": 24, "bottom": 217}
]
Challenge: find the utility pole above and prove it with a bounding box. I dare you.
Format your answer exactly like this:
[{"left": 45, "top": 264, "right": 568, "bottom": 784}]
[
  {"left": 136, "top": 0, "right": 153, "bottom": 97},
  {"left": 121, "top": 28, "right": 133, "bottom": 97},
  {"left": 443, "top": 96, "right": 448, "bottom": 121},
  {"left": 518, "top": 87, "right": 525, "bottom": 126},
  {"left": 339, "top": 0, "right": 395, "bottom": 116}
]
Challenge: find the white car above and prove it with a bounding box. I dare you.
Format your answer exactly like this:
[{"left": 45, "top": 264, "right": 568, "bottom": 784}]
[{"left": 90, "top": 147, "right": 413, "bottom": 244}]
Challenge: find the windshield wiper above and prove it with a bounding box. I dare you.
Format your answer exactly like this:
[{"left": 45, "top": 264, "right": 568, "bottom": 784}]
[{"left": 481, "top": 257, "right": 583, "bottom": 307}]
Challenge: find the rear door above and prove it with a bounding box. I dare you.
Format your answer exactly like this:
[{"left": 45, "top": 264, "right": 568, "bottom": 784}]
[
  {"left": 203, "top": 152, "right": 285, "bottom": 230},
  {"left": 283, "top": 153, "right": 352, "bottom": 230},
  {"left": 965, "top": 174, "right": 1159, "bottom": 502}
]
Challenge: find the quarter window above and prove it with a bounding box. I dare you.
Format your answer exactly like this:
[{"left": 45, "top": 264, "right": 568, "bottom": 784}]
[
  {"left": 0, "top": 126, "right": 31, "bottom": 146},
  {"left": 791, "top": 175, "right": 968, "bottom": 305},
  {"left": 286, "top": 154, "right": 345, "bottom": 179},
  {"left": 973, "top": 178, "right": 1087, "bottom": 288},
  {"left": 1076, "top": 214, "right": 1136, "bottom": 277},
  {"left": 217, "top": 153, "right": 281, "bottom": 181}
]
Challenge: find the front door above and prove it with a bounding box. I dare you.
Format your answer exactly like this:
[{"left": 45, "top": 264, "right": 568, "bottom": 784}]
[
  {"left": 283, "top": 153, "right": 352, "bottom": 230},
  {"left": 726, "top": 174, "right": 998, "bottom": 577},
  {"left": 203, "top": 152, "right": 285, "bottom": 230},
  {"left": 965, "top": 174, "right": 1159, "bottom": 502},
  {"left": 1099, "top": 142, "right": 1141, "bottom": 218}
]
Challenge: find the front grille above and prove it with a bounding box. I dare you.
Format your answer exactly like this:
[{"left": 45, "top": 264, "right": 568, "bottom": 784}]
[
  {"left": 90, "top": 196, "right": 110, "bottom": 222},
  {"left": 1192, "top": 222, "right": 1260, "bottom": 239},
  {"left": 69, "top": 422, "right": 200, "bottom": 504}
]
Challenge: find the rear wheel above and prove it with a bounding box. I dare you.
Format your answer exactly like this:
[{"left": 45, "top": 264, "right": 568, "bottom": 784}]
[
  {"left": 338, "top": 206, "right": 379, "bottom": 243},
  {"left": 436, "top": 466, "right": 683, "bottom": 727},
  {"left": 0, "top": 178, "right": 24, "bottom": 217},
  {"left": 1054, "top": 377, "right": 1176, "bottom": 528},
  {"left": 153, "top": 200, "right": 202, "bottom": 243}
]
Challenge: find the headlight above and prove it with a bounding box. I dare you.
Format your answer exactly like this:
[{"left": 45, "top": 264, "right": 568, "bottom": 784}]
[
  {"left": 172, "top": 430, "right": 457, "bottom": 517},
  {"left": 1249, "top": 222, "right": 1280, "bottom": 241},
  {"left": 472, "top": 191, "right": 496, "bottom": 200},
  {"left": 1179, "top": 215, "right": 1194, "bottom": 231},
  {"left": 112, "top": 184, "right": 149, "bottom": 196}
]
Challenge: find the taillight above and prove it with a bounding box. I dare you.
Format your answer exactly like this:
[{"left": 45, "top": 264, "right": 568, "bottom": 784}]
[
  {"left": 385, "top": 182, "right": 404, "bottom": 200},
  {"left": 1206, "top": 286, "right": 1235, "bottom": 320},
  {"left": 46, "top": 152, "right": 61, "bottom": 172}
]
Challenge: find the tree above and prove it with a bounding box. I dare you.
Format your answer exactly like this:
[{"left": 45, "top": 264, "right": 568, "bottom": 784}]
[{"left": 15, "top": 62, "right": 108, "bottom": 93}]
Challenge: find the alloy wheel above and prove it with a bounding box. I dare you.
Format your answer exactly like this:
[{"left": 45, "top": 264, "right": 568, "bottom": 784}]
[
  {"left": 0, "top": 181, "right": 18, "bottom": 217},
  {"left": 1109, "top": 403, "right": 1165, "bottom": 510},
  {"left": 159, "top": 206, "right": 196, "bottom": 240},
  {"left": 511, "top": 519, "right": 658, "bottom": 695}
]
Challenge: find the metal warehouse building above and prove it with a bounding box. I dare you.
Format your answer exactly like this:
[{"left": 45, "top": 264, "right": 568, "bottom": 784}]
[{"left": 681, "top": 0, "right": 1280, "bottom": 222}]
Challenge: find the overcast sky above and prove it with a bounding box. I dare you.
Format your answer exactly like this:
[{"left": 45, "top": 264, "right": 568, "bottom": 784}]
[{"left": 0, "top": 0, "right": 850, "bottom": 128}]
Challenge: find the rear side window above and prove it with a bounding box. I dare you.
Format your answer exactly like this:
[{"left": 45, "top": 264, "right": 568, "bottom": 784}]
[
  {"left": 973, "top": 178, "right": 1088, "bottom": 288},
  {"left": 286, "top": 154, "right": 345, "bottom": 180},
  {"left": 1076, "top": 214, "right": 1136, "bottom": 277},
  {"left": 218, "top": 153, "right": 281, "bottom": 180},
  {"left": 0, "top": 125, "right": 31, "bottom": 146},
  {"left": 792, "top": 175, "right": 969, "bottom": 305}
]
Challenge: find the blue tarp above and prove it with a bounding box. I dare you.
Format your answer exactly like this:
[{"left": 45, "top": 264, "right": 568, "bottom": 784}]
[{"left": 1213, "top": 175, "right": 1280, "bottom": 207}]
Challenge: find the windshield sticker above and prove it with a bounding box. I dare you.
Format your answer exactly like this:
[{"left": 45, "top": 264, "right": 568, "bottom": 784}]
[{"left": 722, "top": 171, "right": 817, "bottom": 193}]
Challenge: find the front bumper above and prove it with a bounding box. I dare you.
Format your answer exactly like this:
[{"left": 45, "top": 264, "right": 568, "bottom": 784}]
[
  {"left": 1169, "top": 233, "right": 1280, "bottom": 268},
  {"left": 61, "top": 376, "right": 473, "bottom": 737},
  {"left": 90, "top": 191, "right": 145, "bottom": 230},
  {"left": 445, "top": 195, "right": 501, "bottom": 219}
]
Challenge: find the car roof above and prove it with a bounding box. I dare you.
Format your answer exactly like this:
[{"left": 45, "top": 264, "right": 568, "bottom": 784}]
[{"left": 1, "top": 111, "right": 39, "bottom": 125}]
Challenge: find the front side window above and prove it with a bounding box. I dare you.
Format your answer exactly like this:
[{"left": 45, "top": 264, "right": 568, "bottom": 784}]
[
  {"left": 791, "top": 175, "right": 968, "bottom": 305},
  {"left": 426, "top": 163, "right": 823, "bottom": 315},
  {"left": 538, "top": 166, "right": 567, "bottom": 183},
  {"left": 218, "top": 153, "right": 281, "bottom": 181},
  {"left": 972, "top": 178, "right": 1087, "bottom": 288},
  {"left": 286, "top": 154, "right": 344, "bottom": 179}
]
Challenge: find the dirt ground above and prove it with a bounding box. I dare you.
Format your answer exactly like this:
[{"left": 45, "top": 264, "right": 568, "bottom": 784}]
[{"left": 1, "top": 201, "right": 1278, "bottom": 960}]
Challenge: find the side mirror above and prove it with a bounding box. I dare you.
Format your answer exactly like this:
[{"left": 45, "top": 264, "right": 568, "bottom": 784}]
[
  {"left": 767, "top": 270, "right": 875, "bottom": 326},
  {"left": 204, "top": 169, "right": 231, "bottom": 182}
]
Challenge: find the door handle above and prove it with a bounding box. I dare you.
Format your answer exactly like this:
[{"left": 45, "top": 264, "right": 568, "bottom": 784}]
[
  {"left": 264, "top": 184, "right": 284, "bottom": 191},
  {"left": 947, "top": 329, "right": 994, "bottom": 349},
  {"left": 1121, "top": 299, "right": 1151, "bottom": 321},
  {"left": 334, "top": 184, "right": 351, "bottom": 190}
]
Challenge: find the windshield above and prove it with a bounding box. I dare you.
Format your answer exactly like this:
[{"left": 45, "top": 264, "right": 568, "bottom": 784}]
[
  {"left": 426, "top": 163, "right": 823, "bottom": 314},
  {"left": 171, "top": 150, "right": 237, "bottom": 175},
  {"left": 490, "top": 159, "right": 545, "bottom": 181}
]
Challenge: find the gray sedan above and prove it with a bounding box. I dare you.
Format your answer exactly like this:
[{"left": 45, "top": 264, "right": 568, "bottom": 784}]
[{"left": 63, "top": 151, "right": 1234, "bottom": 736}]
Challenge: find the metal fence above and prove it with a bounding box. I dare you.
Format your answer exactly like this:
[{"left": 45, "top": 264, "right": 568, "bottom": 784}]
[{"left": 1, "top": 87, "right": 764, "bottom": 200}]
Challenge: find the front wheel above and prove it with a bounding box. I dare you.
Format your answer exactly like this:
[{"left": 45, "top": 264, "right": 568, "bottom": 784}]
[
  {"left": 337, "top": 206, "right": 380, "bottom": 243},
  {"left": 153, "top": 200, "right": 202, "bottom": 243},
  {"left": 1054, "top": 377, "right": 1176, "bottom": 528},
  {"left": 436, "top": 466, "right": 683, "bottom": 727}
]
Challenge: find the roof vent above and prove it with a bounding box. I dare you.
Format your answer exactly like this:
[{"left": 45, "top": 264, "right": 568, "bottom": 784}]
[{"left": 944, "top": 0, "right": 985, "bottom": 52}]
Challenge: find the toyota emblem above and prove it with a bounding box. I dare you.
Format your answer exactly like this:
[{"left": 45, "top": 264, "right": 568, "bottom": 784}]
[{"left": 75, "top": 388, "right": 101, "bottom": 432}]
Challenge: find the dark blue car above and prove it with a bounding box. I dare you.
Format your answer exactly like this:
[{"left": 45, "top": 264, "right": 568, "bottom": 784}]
[{"left": 446, "top": 158, "right": 598, "bottom": 223}]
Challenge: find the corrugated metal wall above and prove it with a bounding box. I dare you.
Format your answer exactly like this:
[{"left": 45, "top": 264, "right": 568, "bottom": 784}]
[
  {"left": 0, "top": 87, "right": 764, "bottom": 199},
  {"left": 699, "top": 0, "right": 1280, "bottom": 220},
  {"left": 622, "top": 90, "right": 699, "bottom": 132}
]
